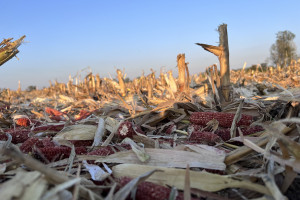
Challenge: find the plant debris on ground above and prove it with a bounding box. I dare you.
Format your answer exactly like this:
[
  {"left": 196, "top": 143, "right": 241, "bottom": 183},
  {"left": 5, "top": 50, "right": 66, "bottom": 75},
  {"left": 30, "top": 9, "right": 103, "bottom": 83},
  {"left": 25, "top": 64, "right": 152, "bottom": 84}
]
[{"left": 0, "top": 59, "right": 300, "bottom": 200}]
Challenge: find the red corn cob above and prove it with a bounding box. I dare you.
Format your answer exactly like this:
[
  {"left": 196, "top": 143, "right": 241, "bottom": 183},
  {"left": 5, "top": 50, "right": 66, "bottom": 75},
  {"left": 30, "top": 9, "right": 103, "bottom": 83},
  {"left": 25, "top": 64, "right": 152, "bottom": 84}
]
[
  {"left": 165, "top": 124, "right": 176, "bottom": 134},
  {"left": 45, "top": 107, "right": 64, "bottom": 116},
  {"left": 21, "top": 137, "right": 56, "bottom": 153},
  {"left": 118, "top": 177, "right": 187, "bottom": 200},
  {"left": 187, "top": 124, "right": 204, "bottom": 135},
  {"left": 21, "top": 138, "right": 93, "bottom": 153},
  {"left": 88, "top": 144, "right": 131, "bottom": 156},
  {"left": 189, "top": 131, "right": 222, "bottom": 145},
  {"left": 69, "top": 140, "right": 93, "bottom": 147},
  {"left": 215, "top": 126, "right": 264, "bottom": 141},
  {"left": 0, "top": 129, "right": 30, "bottom": 144},
  {"left": 41, "top": 137, "right": 55, "bottom": 147},
  {"left": 190, "top": 112, "right": 253, "bottom": 128},
  {"left": 117, "top": 121, "right": 135, "bottom": 138},
  {"left": 32, "top": 124, "right": 65, "bottom": 132},
  {"left": 49, "top": 115, "right": 66, "bottom": 122},
  {"left": 75, "top": 147, "right": 87, "bottom": 154},
  {"left": 34, "top": 146, "right": 87, "bottom": 162},
  {"left": 88, "top": 146, "right": 116, "bottom": 156},
  {"left": 214, "top": 129, "right": 231, "bottom": 141},
  {"left": 20, "top": 137, "right": 40, "bottom": 153},
  {"left": 15, "top": 118, "right": 30, "bottom": 127},
  {"left": 241, "top": 126, "right": 264, "bottom": 135},
  {"left": 75, "top": 109, "right": 92, "bottom": 121}
]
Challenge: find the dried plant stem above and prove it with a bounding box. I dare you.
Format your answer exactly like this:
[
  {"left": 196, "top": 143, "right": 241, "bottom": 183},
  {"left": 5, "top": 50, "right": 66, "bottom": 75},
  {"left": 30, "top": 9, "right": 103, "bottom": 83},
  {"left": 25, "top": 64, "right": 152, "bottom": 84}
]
[
  {"left": 0, "top": 35, "right": 26, "bottom": 66},
  {"left": 225, "top": 125, "right": 294, "bottom": 165},
  {"left": 147, "top": 76, "right": 153, "bottom": 99},
  {"left": 117, "top": 69, "right": 126, "bottom": 96},
  {"left": 177, "top": 53, "right": 187, "bottom": 92},
  {"left": 196, "top": 24, "right": 231, "bottom": 102}
]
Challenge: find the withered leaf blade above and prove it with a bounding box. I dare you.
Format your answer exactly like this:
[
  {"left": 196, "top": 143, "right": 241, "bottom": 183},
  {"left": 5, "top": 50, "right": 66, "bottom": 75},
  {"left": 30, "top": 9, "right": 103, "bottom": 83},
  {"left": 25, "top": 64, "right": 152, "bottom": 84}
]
[
  {"left": 54, "top": 124, "right": 97, "bottom": 140},
  {"left": 96, "top": 148, "right": 226, "bottom": 170},
  {"left": 112, "top": 164, "right": 270, "bottom": 195},
  {"left": 0, "top": 171, "right": 42, "bottom": 199}
]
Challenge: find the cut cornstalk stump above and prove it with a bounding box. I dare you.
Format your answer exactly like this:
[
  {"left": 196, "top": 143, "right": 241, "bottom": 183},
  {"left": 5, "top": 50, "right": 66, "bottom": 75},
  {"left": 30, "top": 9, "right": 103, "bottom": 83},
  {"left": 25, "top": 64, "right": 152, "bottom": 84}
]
[
  {"left": 177, "top": 53, "right": 186, "bottom": 92},
  {"left": 196, "top": 24, "right": 231, "bottom": 102},
  {"left": 177, "top": 53, "right": 190, "bottom": 94},
  {"left": 117, "top": 69, "right": 126, "bottom": 96}
]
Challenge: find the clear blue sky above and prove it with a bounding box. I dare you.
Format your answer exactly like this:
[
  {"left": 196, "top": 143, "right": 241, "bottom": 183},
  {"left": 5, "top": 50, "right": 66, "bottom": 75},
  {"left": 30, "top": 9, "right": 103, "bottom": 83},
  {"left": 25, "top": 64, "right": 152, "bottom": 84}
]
[{"left": 1, "top": 0, "right": 299, "bottom": 90}]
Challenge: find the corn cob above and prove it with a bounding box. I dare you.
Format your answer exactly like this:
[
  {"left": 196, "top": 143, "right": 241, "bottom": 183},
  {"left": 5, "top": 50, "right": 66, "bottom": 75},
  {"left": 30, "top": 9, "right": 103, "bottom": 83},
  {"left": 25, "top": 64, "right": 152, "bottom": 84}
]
[
  {"left": 0, "top": 129, "right": 30, "bottom": 144},
  {"left": 75, "top": 109, "right": 92, "bottom": 121},
  {"left": 41, "top": 137, "right": 55, "bottom": 147},
  {"left": 165, "top": 124, "right": 176, "bottom": 134},
  {"left": 20, "top": 137, "right": 54, "bottom": 153},
  {"left": 215, "top": 126, "right": 264, "bottom": 141},
  {"left": 117, "top": 121, "right": 135, "bottom": 138},
  {"left": 118, "top": 177, "right": 186, "bottom": 200},
  {"left": 88, "top": 144, "right": 131, "bottom": 156},
  {"left": 15, "top": 118, "right": 30, "bottom": 127},
  {"left": 21, "top": 137, "right": 93, "bottom": 153},
  {"left": 69, "top": 140, "right": 93, "bottom": 147},
  {"left": 49, "top": 115, "right": 66, "bottom": 122},
  {"left": 45, "top": 107, "right": 64, "bottom": 116},
  {"left": 214, "top": 129, "right": 231, "bottom": 141},
  {"left": 32, "top": 124, "right": 65, "bottom": 132},
  {"left": 20, "top": 137, "right": 40, "bottom": 153},
  {"left": 189, "top": 131, "right": 222, "bottom": 145},
  {"left": 190, "top": 112, "right": 253, "bottom": 128},
  {"left": 240, "top": 126, "right": 264, "bottom": 135},
  {"left": 33, "top": 146, "right": 87, "bottom": 162},
  {"left": 88, "top": 146, "right": 116, "bottom": 156}
]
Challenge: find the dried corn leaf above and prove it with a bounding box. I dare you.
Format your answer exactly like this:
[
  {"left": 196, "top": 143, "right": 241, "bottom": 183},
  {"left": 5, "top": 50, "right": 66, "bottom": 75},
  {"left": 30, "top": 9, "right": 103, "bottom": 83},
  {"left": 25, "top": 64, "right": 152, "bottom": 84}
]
[
  {"left": 96, "top": 148, "right": 226, "bottom": 170},
  {"left": 41, "top": 178, "right": 80, "bottom": 200},
  {"left": 262, "top": 174, "right": 287, "bottom": 200},
  {"left": 83, "top": 160, "right": 110, "bottom": 181},
  {"left": 92, "top": 118, "right": 106, "bottom": 147},
  {"left": 0, "top": 171, "right": 42, "bottom": 199},
  {"left": 121, "top": 138, "right": 150, "bottom": 162},
  {"left": 112, "top": 164, "right": 270, "bottom": 195},
  {"left": 54, "top": 125, "right": 96, "bottom": 140},
  {"left": 20, "top": 176, "right": 47, "bottom": 200},
  {"left": 105, "top": 117, "right": 120, "bottom": 133}
]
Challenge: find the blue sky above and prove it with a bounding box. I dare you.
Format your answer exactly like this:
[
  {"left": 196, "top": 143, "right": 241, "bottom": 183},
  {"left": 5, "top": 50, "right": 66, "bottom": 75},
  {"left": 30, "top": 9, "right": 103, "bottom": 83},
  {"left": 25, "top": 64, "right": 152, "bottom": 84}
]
[{"left": 1, "top": 1, "right": 299, "bottom": 90}]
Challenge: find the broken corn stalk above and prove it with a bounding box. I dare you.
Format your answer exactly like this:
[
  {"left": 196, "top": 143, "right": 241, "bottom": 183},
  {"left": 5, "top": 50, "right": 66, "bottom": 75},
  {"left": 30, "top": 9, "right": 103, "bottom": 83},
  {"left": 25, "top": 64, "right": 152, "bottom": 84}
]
[
  {"left": 0, "top": 36, "right": 26, "bottom": 66},
  {"left": 190, "top": 112, "right": 253, "bottom": 128}
]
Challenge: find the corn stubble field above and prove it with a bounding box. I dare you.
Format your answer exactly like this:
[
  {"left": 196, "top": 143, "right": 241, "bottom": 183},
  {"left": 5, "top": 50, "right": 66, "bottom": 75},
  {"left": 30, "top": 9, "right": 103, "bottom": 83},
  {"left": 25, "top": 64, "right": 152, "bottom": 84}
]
[{"left": 1, "top": 26, "right": 300, "bottom": 200}]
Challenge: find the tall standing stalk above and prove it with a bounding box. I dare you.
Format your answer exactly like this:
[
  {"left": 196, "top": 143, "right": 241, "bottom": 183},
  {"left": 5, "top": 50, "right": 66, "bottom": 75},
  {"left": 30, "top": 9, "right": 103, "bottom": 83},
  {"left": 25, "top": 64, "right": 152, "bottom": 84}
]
[{"left": 196, "top": 24, "right": 231, "bottom": 102}]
